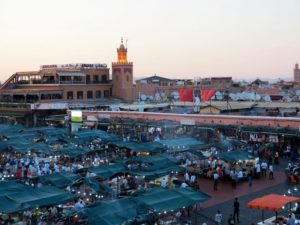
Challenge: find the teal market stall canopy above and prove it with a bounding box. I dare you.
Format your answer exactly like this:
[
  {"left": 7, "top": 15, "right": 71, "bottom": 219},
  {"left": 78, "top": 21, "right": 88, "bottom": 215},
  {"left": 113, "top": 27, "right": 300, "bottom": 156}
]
[
  {"left": 39, "top": 172, "right": 80, "bottom": 188},
  {"left": 109, "top": 140, "right": 166, "bottom": 153},
  {"left": 215, "top": 150, "right": 254, "bottom": 162},
  {"left": 134, "top": 187, "right": 211, "bottom": 212},
  {"left": 159, "top": 137, "right": 203, "bottom": 149},
  {"left": 125, "top": 154, "right": 184, "bottom": 180},
  {"left": 0, "top": 182, "right": 74, "bottom": 213},
  {"left": 88, "top": 163, "right": 126, "bottom": 180},
  {"left": 84, "top": 187, "right": 210, "bottom": 225}
]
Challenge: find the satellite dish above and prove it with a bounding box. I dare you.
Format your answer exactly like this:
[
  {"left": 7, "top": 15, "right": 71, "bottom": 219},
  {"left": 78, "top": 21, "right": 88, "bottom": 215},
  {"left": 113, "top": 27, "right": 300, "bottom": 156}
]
[{"left": 140, "top": 94, "right": 147, "bottom": 101}]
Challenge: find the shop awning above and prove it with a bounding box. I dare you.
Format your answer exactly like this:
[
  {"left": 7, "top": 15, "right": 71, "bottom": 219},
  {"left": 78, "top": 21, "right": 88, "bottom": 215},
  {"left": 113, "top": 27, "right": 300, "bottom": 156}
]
[
  {"left": 247, "top": 194, "right": 300, "bottom": 212},
  {"left": 215, "top": 150, "right": 254, "bottom": 162},
  {"left": 40, "top": 172, "right": 80, "bottom": 188}
]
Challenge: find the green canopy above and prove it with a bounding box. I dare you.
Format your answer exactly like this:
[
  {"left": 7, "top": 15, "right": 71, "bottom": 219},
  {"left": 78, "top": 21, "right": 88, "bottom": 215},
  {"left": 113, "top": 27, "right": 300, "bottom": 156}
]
[
  {"left": 0, "top": 181, "right": 32, "bottom": 196},
  {"left": 84, "top": 187, "right": 210, "bottom": 225},
  {"left": 125, "top": 154, "right": 179, "bottom": 171},
  {"left": 88, "top": 163, "right": 126, "bottom": 179},
  {"left": 215, "top": 150, "right": 254, "bottom": 162},
  {"left": 40, "top": 172, "right": 80, "bottom": 188},
  {"left": 110, "top": 141, "right": 166, "bottom": 153},
  {"left": 159, "top": 138, "right": 203, "bottom": 148},
  {"left": 85, "top": 198, "right": 138, "bottom": 225},
  {"left": 0, "top": 185, "right": 74, "bottom": 213},
  {"left": 83, "top": 178, "right": 111, "bottom": 194},
  {"left": 134, "top": 187, "right": 210, "bottom": 212},
  {"left": 56, "top": 147, "right": 94, "bottom": 156},
  {"left": 128, "top": 166, "right": 185, "bottom": 181}
]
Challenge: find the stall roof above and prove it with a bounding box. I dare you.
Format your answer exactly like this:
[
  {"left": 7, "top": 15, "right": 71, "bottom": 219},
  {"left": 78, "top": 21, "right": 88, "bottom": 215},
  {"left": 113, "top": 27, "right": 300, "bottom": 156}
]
[
  {"left": 159, "top": 137, "right": 203, "bottom": 148},
  {"left": 0, "top": 185, "right": 74, "bottom": 213},
  {"left": 110, "top": 140, "right": 166, "bottom": 153},
  {"left": 215, "top": 150, "right": 254, "bottom": 162},
  {"left": 40, "top": 172, "right": 80, "bottom": 188},
  {"left": 84, "top": 187, "right": 210, "bottom": 225},
  {"left": 88, "top": 163, "right": 126, "bottom": 179},
  {"left": 134, "top": 187, "right": 211, "bottom": 212},
  {"left": 247, "top": 194, "right": 300, "bottom": 212},
  {"left": 85, "top": 198, "right": 138, "bottom": 225},
  {"left": 128, "top": 166, "right": 185, "bottom": 181}
]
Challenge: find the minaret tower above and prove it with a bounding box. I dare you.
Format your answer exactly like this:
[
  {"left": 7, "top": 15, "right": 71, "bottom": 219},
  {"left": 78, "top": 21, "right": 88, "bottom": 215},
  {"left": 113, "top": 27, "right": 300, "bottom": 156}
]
[
  {"left": 294, "top": 63, "right": 300, "bottom": 83},
  {"left": 112, "top": 38, "right": 133, "bottom": 101}
]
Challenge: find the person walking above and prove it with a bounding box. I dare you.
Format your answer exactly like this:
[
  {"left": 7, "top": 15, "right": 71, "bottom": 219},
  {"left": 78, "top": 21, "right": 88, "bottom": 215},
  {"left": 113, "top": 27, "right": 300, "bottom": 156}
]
[
  {"left": 233, "top": 197, "right": 240, "bottom": 223},
  {"left": 274, "top": 151, "right": 280, "bottom": 165},
  {"left": 261, "top": 161, "right": 268, "bottom": 178},
  {"left": 213, "top": 171, "right": 219, "bottom": 191},
  {"left": 248, "top": 170, "right": 253, "bottom": 187},
  {"left": 215, "top": 210, "right": 223, "bottom": 225},
  {"left": 269, "top": 164, "right": 274, "bottom": 180}
]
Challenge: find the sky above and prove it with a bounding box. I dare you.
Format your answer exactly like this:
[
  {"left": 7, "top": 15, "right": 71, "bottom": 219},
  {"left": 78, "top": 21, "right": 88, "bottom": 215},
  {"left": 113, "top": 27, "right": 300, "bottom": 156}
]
[{"left": 0, "top": 0, "right": 300, "bottom": 82}]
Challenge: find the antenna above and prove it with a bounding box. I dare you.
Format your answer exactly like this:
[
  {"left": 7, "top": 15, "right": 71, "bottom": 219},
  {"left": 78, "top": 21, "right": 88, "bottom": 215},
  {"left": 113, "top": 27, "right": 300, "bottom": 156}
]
[{"left": 126, "top": 38, "right": 128, "bottom": 48}]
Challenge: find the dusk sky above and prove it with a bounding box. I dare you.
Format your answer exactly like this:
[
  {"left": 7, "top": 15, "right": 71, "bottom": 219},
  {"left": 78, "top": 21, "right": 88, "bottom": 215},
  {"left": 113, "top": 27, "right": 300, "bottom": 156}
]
[{"left": 0, "top": 0, "right": 300, "bottom": 82}]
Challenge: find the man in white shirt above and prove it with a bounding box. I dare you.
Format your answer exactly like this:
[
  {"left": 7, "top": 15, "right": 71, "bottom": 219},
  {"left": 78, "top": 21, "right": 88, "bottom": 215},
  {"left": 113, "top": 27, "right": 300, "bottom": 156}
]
[
  {"left": 269, "top": 164, "right": 274, "bottom": 180},
  {"left": 213, "top": 171, "right": 219, "bottom": 191},
  {"left": 255, "top": 163, "right": 261, "bottom": 178},
  {"left": 180, "top": 182, "right": 188, "bottom": 189},
  {"left": 261, "top": 161, "right": 268, "bottom": 177},
  {"left": 184, "top": 172, "right": 190, "bottom": 183},
  {"left": 215, "top": 210, "right": 222, "bottom": 225},
  {"left": 161, "top": 177, "right": 168, "bottom": 188}
]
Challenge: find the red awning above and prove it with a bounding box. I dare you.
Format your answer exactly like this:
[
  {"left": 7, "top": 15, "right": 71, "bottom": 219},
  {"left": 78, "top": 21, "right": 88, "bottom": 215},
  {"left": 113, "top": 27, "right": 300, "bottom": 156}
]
[{"left": 247, "top": 194, "right": 300, "bottom": 212}]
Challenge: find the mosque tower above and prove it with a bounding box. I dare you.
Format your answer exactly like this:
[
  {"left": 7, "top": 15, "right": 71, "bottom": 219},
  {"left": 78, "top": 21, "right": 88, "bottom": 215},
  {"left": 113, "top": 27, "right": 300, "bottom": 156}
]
[
  {"left": 294, "top": 63, "right": 300, "bottom": 83},
  {"left": 112, "top": 38, "right": 133, "bottom": 101}
]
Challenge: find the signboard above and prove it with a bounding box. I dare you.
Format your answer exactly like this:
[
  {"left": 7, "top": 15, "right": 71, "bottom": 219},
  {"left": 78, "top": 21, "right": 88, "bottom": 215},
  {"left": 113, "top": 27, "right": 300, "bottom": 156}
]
[
  {"left": 40, "top": 63, "right": 107, "bottom": 70},
  {"left": 71, "top": 110, "right": 83, "bottom": 123},
  {"left": 31, "top": 103, "right": 68, "bottom": 110},
  {"left": 180, "top": 119, "right": 195, "bottom": 126},
  {"left": 97, "top": 113, "right": 111, "bottom": 119}
]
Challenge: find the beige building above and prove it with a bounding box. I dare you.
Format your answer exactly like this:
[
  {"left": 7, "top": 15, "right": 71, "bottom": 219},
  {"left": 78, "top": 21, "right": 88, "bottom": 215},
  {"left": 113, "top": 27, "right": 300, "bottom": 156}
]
[{"left": 0, "top": 40, "right": 134, "bottom": 102}]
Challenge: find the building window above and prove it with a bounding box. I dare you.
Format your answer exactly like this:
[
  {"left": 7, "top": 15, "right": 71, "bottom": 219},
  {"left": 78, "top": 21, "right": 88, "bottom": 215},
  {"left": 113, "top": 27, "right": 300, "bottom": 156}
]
[
  {"left": 67, "top": 91, "right": 73, "bottom": 99},
  {"left": 77, "top": 91, "right": 83, "bottom": 99},
  {"left": 87, "top": 90, "right": 93, "bottom": 99},
  {"left": 93, "top": 75, "right": 99, "bottom": 83},
  {"left": 96, "top": 90, "right": 101, "bottom": 98},
  {"left": 104, "top": 90, "right": 110, "bottom": 98},
  {"left": 101, "top": 75, "right": 107, "bottom": 83},
  {"left": 86, "top": 75, "right": 90, "bottom": 83}
]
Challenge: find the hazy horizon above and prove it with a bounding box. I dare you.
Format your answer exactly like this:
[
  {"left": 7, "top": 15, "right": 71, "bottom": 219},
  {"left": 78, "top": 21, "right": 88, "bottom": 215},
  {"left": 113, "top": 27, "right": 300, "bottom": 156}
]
[{"left": 0, "top": 0, "right": 299, "bottom": 83}]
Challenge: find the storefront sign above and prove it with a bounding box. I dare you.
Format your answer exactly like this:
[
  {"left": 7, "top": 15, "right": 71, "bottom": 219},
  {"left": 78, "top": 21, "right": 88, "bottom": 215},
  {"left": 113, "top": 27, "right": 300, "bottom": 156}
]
[
  {"left": 40, "top": 63, "right": 107, "bottom": 70},
  {"left": 180, "top": 119, "right": 195, "bottom": 125}
]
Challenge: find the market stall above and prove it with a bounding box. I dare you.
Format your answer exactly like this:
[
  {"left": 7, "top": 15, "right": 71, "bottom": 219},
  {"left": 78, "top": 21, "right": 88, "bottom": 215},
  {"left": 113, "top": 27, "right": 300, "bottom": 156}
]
[{"left": 247, "top": 194, "right": 300, "bottom": 224}]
